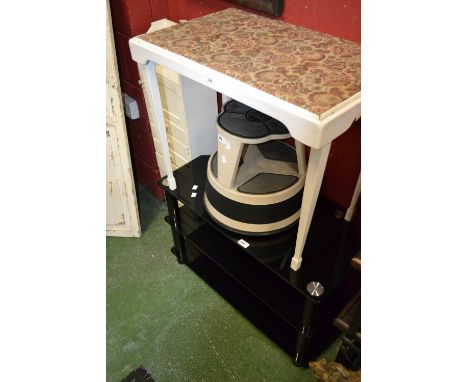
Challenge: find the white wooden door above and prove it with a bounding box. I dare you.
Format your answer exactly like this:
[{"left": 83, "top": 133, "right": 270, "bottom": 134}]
[{"left": 106, "top": 0, "right": 141, "bottom": 237}]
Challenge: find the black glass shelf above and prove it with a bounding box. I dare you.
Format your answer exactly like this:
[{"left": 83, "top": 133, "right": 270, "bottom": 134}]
[
  {"left": 159, "top": 156, "right": 358, "bottom": 302},
  {"left": 159, "top": 155, "right": 360, "bottom": 366},
  {"left": 185, "top": 221, "right": 305, "bottom": 332}
]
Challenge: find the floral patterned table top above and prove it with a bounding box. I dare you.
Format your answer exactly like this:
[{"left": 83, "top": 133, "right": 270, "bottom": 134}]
[{"left": 139, "top": 8, "right": 360, "bottom": 118}]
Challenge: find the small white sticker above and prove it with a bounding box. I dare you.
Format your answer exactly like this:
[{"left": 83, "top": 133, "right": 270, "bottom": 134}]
[
  {"left": 192, "top": 185, "right": 198, "bottom": 190},
  {"left": 221, "top": 155, "right": 227, "bottom": 164},
  {"left": 238, "top": 239, "right": 250, "bottom": 248},
  {"left": 191, "top": 192, "right": 197, "bottom": 198}
]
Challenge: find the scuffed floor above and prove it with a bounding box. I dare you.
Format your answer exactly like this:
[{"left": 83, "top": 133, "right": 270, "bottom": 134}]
[{"left": 107, "top": 186, "right": 339, "bottom": 381}]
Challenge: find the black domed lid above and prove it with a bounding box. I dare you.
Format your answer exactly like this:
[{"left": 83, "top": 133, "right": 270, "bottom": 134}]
[{"left": 218, "top": 100, "right": 289, "bottom": 139}]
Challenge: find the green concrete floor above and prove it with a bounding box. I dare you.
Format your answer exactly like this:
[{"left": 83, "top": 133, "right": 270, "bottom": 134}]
[{"left": 107, "top": 186, "right": 340, "bottom": 381}]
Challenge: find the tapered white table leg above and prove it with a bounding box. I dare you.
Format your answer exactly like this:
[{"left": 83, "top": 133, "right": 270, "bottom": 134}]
[
  {"left": 143, "top": 61, "right": 177, "bottom": 190},
  {"left": 290, "top": 143, "right": 331, "bottom": 271},
  {"left": 345, "top": 173, "right": 361, "bottom": 222}
]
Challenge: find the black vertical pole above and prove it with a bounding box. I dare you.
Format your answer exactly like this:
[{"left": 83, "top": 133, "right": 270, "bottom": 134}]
[
  {"left": 165, "top": 190, "right": 187, "bottom": 264},
  {"left": 294, "top": 298, "right": 317, "bottom": 366}
]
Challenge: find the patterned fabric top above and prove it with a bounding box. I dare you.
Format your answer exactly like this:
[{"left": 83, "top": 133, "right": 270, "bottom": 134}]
[{"left": 139, "top": 8, "right": 360, "bottom": 118}]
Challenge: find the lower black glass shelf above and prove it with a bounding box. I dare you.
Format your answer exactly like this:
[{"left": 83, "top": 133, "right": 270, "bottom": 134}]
[{"left": 186, "top": 221, "right": 305, "bottom": 332}]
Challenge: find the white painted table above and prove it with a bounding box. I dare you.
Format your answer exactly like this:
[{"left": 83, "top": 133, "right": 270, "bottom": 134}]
[{"left": 130, "top": 8, "right": 361, "bottom": 271}]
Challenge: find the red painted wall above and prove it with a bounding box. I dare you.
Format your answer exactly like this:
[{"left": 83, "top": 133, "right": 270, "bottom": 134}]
[
  {"left": 109, "top": 0, "right": 170, "bottom": 200},
  {"left": 167, "top": 0, "right": 360, "bottom": 43}
]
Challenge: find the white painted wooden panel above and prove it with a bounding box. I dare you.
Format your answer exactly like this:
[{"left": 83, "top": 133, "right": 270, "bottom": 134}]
[
  {"left": 106, "top": 0, "right": 141, "bottom": 237},
  {"left": 106, "top": 130, "right": 125, "bottom": 225},
  {"left": 164, "top": 119, "right": 187, "bottom": 144},
  {"left": 151, "top": 119, "right": 187, "bottom": 146},
  {"left": 158, "top": 81, "right": 185, "bottom": 119},
  {"left": 157, "top": 72, "right": 180, "bottom": 90},
  {"left": 154, "top": 137, "right": 190, "bottom": 165},
  {"left": 156, "top": 150, "right": 188, "bottom": 170}
]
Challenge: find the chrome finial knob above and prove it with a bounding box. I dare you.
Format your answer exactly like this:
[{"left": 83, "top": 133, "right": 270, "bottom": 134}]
[{"left": 307, "top": 281, "right": 324, "bottom": 297}]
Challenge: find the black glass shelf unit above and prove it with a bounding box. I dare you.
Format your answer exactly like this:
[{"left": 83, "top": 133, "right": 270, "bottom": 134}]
[{"left": 159, "top": 155, "right": 360, "bottom": 367}]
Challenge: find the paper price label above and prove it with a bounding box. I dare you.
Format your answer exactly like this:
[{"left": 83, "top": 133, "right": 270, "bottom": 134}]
[{"left": 237, "top": 239, "right": 250, "bottom": 248}]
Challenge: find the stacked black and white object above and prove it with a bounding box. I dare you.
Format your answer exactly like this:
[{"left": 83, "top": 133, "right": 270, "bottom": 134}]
[{"left": 204, "top": 99, "right": 306, "bottom": 235}]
